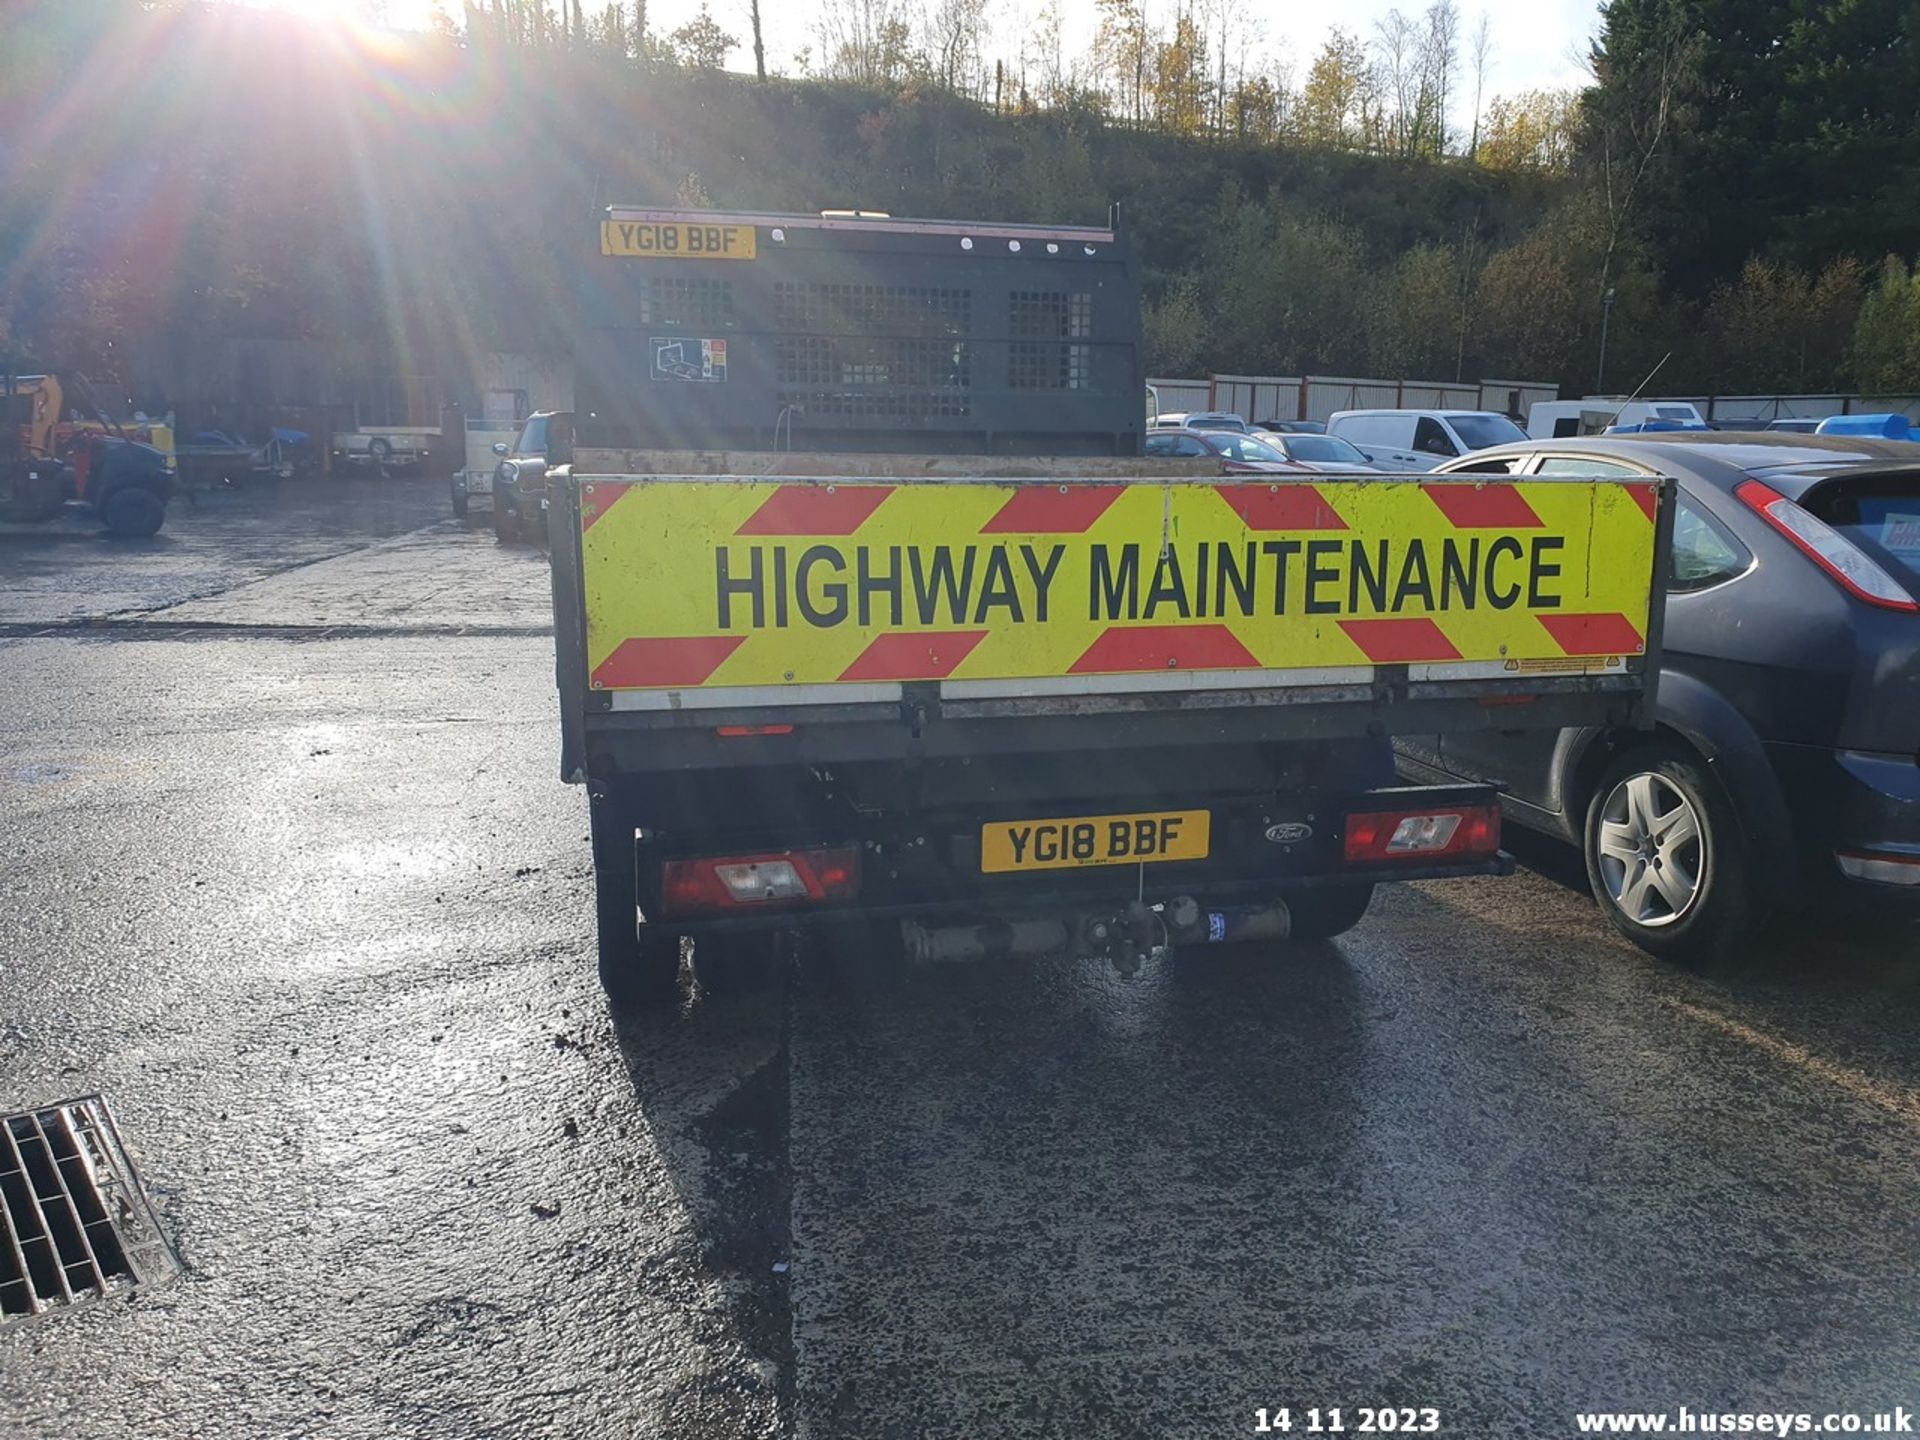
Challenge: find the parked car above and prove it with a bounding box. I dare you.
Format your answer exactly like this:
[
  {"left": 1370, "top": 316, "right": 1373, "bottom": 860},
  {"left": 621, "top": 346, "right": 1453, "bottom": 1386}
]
[
  {"left": 491, "top": 410, "right": 572, "bottom": 542},
  {"left": 1254, "top": 432, "right": 1381, "bottom": 472},
  {"left": 1326, "top": 409, "right": 1527, "bottom": 470},
  {"left": 1252, "top": 420, "right": 1327, "bottom": 435},
  {"left": 1395, "top": 433, "right": 1920, "bottom": 962},
  {"left": 1766, "top": 418, "right": 1824, "bottom": 433},
  {"left": 1152, "top": 410, "right": 1250, "bottom": 433},
  {"left": 1145, "top": 427, "right": 1304, "bottom": 472}
]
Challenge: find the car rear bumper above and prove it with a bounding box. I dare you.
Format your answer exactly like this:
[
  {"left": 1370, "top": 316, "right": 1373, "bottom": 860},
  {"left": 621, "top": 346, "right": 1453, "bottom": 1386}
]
[{"left": 1768, "top": 744, "right": 1920, "bottom": 908}]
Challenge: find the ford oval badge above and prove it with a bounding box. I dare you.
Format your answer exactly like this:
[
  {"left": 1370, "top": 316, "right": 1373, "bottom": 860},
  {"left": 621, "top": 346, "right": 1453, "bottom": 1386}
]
[{"left": 1265, "top": 822, "right": 1313, "bottom": 844}]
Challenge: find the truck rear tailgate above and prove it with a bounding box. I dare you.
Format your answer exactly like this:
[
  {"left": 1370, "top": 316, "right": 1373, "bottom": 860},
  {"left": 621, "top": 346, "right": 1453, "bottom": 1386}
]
[{"left": 554, "top": 471, "right": 1669, "bottom": 771}]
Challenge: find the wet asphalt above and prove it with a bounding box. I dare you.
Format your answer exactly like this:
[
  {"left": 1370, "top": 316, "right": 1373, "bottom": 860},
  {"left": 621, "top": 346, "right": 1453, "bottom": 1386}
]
[{"left": 2, "top": 477, "right": 1919, "bottom": 1439}]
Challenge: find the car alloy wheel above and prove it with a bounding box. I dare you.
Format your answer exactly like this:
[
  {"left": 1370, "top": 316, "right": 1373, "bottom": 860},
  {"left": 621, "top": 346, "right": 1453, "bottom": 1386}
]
[{"left": 1594, "top": 771, "right": 1705, "bottom": 927}]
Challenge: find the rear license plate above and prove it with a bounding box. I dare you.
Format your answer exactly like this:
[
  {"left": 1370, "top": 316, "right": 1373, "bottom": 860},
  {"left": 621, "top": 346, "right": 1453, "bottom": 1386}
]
[
  {"left": 980, "top": 810, "right": 1211, "bottom": 874},
  {"left": 600, "top": 221, "right": 757, "bottom": 260}
]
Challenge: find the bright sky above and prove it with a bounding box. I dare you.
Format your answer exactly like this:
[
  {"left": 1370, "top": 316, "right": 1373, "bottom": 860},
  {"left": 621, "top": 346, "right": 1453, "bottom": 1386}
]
[{"left": 351, "top": 0, "right": 1601, "bottom": 108}]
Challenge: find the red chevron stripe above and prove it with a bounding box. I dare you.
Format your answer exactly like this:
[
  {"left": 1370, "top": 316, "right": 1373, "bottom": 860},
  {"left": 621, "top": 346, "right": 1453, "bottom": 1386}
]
[
  {"left": 1214, "top": 483, "right": 1348, "bottom": 531},
  {"left": 981, "top": 485, "right": 1126, "bottom": 533},
  {"left": 1538, "top": 612, "right": 1645, "bottom": 656},
  {"left": 1424, "top": 484, "right": 1543, "bottom": 529},
  {"left": 737, "top": 484, "right": 894, "bottom": 535},
  {"left": 579, "top": 481, "right": 635, "bottom": 532},
  {"left": 1621, "top": 481, "right": 1659, "bottom": 525},
  {"left": 838, "top": 630, "right": 989, "bottom": 682},
  {"left": 1338, "top": 617, "right": 1463, "bottom": 663},
  {"left": 591, "top": 635, "right": 746, "bottom": 689},
  {"left": 1068, "top": 624, "right": 1260, "bottom": 674}
]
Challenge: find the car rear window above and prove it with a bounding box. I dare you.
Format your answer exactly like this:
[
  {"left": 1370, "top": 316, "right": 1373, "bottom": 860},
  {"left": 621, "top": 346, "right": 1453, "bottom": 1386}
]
[{"left": 1799, "top": 474, "right": 1920, "bottom": 589}]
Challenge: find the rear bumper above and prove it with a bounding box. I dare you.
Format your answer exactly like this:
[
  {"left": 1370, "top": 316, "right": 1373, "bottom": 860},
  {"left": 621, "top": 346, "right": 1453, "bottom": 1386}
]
[
  {"left": 667, "top": 854, "right": 1516, "bottom": 935},
  {"left": 1767, "top": 744, "right": 1920, "bottom": 908},
  {"left": 623, "top": 779, "right": 1510, "bottom": 934}
]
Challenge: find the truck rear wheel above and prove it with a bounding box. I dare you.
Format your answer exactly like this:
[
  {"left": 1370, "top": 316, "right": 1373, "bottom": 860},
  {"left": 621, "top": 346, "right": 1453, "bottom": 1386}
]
[
  {"left": 591, "top": 800, "right": 680, "bottom": 1008},
  {"left": 1285, "top": 883, "right": 1376, "bottom": 941},
  {"left": 100, "top": 487, "right": 166, "bottom": 538}
]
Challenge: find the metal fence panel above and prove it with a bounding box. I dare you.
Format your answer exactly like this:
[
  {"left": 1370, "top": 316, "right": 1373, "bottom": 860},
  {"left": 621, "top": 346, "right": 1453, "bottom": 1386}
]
[
  {"left": 1147, "top": 377, "right": 1212, "bottom": 414},
  {"left": 1209, "top": 374, "right": 1305, "bottom": 423}
]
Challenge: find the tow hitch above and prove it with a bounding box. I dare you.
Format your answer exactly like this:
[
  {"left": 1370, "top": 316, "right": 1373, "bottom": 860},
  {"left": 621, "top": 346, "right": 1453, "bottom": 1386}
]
[{"left": 901, "top": 896, "right": 1293, "bottom": 973}]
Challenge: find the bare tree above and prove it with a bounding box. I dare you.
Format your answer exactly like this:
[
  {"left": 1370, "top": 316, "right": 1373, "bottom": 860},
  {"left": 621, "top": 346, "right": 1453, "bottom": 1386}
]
[
  {"left": 1025, "top": 0, "right": 1067, "bottom": 108},
  {"left": 1423, "top": 0, "right": 1458, "bottom": 154},
  {"left": 749, "top": 0, "right": 765, "bottom": 77},
  {"left": 815, "top": 0, "right": 920, "bottom": 85},
  {"left": 923, "top": 0, "right": 992, "bottom": 96},
  {"left": 1586, "top": 20, "right": 1701, "bottom": 310},
  {"left": 1373, "top": 9, "right": 1421, "bottom": 154},
  {"left": 1468, "top": 11, "right": 1491, "bottom": 158}
]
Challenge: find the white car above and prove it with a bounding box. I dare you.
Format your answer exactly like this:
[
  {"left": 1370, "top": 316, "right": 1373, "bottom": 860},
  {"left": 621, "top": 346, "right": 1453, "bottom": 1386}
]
[
  {"left": 1152, "top": 410, "right": 1250, "bottom": 433},
  {"left": 1325, "top": 410, "right": 1527, "bottom": 471}
]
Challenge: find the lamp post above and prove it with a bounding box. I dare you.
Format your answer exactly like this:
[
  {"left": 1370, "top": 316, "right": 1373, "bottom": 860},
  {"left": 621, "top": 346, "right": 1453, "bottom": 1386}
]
[{"left": 1596, "top": 286, "right": 1618, "bottom": 394}]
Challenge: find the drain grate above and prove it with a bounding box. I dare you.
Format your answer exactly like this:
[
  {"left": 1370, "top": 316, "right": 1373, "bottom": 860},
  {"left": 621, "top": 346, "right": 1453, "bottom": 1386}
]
[{"left": 1, "top": 1095, "right": 180, "bottom": 1323}]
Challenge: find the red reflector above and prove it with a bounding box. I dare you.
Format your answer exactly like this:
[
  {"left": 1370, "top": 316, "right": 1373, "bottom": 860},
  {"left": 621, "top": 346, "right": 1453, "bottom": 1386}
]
[
  {"left": 715, "top": 724, "right": 795, "bottom": 737},
  {"left": 660, "top": 846, "right": 860, "bottom": 918},
  {"left": 1344, "top": 805, "right": 1501, "bottom": 864}
]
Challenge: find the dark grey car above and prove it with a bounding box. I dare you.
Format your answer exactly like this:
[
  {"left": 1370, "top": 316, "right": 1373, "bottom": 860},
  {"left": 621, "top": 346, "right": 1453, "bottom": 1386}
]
[{"left": 1397, "top": 433, "right": 1920, "bottom": 962}]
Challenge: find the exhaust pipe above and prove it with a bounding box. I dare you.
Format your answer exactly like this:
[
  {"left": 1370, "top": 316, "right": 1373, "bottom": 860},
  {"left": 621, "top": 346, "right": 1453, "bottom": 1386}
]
[{"left": 902, "top": 918, "right": 1071, "bottom": 965}]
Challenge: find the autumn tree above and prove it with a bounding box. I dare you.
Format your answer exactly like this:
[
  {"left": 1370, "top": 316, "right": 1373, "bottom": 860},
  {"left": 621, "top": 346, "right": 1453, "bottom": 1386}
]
[
  {"left": 1696, "top": 257, "right": 1864, "bottom": 392},
  {"left": 1473, "top": 232, "right": 1581, "bottom": 379},
  {"left": 668, "top": 5, "right": 736, "bottom": 67},
  {"left": 1852, "top": 259, "right": 1920, "bottom": 395},
  {"left": 1144, "top": 276, "right": 1207, "bottom": 375},
  {"left": 1296, "top": 29, "right": 1371, "bottom": 149},
  {"left": 1092, "top": 0, "right": 1151, "bottom": 127},
  {"left": 1478, "top": 90, "right": 1579, "bottom": 172},
  {"left": 1366, "top": 245, "right": 1471, "bottom": 378},
  {"left": 1149, "top": 9, "right": 1212, "bottom": 136}
]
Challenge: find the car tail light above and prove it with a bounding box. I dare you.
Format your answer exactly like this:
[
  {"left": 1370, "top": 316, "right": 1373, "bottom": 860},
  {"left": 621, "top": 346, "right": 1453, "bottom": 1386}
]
[
  {"left": 1344, "top": 805, "right": 1500, "bottom": 864},
  {"left": 714, "top": 724, "right": 794, "bottom": 737},
  {"left": 1735, "top": 480, "right": 1919, "bottom": 612},
  {"left": 660, "top": 846, "right": 860, "bottom": 917}
]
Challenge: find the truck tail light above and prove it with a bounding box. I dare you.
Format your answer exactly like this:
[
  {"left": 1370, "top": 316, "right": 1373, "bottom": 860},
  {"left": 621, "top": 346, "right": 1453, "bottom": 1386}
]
[
  {"left": 1344, "top": 805, "right": 1500, "bottom": 864},
  {"left": 660, "top": 846, "right": 860, "bottom": 917},
  {"left": 1735, "top": 480, "right": 1919, "bottom": 612}
]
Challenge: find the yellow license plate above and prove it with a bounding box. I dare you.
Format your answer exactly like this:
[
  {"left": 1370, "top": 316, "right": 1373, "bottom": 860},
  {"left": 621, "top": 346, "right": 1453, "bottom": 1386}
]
[
  {"left": 600, "top": 220, "right": 757, "bottom": 260},
  {"left": 980, "top": 809, "right": 1211, "bottom": 874}
]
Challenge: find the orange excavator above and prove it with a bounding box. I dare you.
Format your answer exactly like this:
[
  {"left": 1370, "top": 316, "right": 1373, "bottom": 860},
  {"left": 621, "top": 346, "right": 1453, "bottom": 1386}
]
[{"left": 2, "top": 368, "right": 174, "bottom": 537}]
